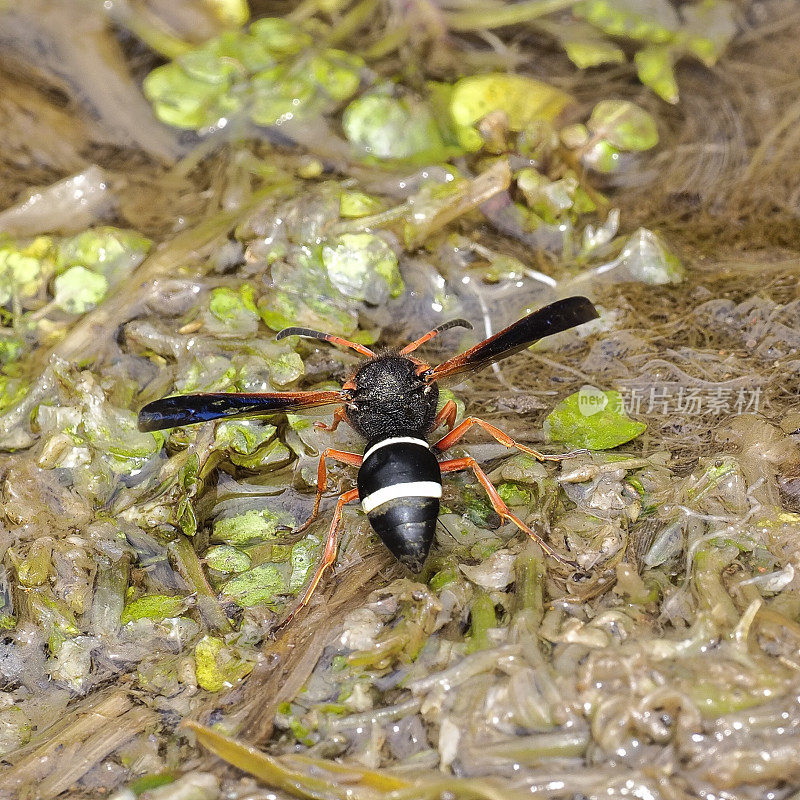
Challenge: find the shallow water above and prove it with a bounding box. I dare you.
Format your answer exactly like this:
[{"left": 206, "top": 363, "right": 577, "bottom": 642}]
[{"left": 1, "top": 2, "right": 800, "bottom": 799}]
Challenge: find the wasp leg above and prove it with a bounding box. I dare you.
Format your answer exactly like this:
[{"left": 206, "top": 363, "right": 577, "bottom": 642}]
[
  {"left": 439, "top": 456, "right": 575, "bottom": 567},
  {"left": 285, "top": 488, "right": 360, "bottom": 623},
  {"left": 314, "top": 405, "right": 348, "bottom": 433},
  {"left": 431, "top": 399, "right": 458, "bottom": 434},
  {"left": 294, "top": 449, "right": 363, "bottom": 535},
  {"left": 433, "top": 416, "right": 585, "bottom": 461}
]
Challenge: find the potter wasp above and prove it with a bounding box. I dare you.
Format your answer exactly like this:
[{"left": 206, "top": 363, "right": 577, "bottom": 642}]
[{"left": 139, "top": 296, "right": 598, "bottom": 615}]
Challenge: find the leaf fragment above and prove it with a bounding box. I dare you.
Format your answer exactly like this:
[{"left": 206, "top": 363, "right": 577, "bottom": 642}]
[
  {"left": 544, "top": 387, "right": 646, "bottom": 449},
  {"left": 450, "top": 74, "right": 574, "bottom": 151},
  {"left": 53, "top": 266, "right": 108, "bottom": 314},
  {"left": 587, "top": 100, "right": 659, "bottom": 151}
]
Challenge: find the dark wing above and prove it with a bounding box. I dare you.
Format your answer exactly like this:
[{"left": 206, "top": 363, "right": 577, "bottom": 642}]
[
  {"left": 425, "top": 296, "right": 599, "bottom": 383},
  {"left": 138, "top": 390, "right": 348, "bottom": 432}
]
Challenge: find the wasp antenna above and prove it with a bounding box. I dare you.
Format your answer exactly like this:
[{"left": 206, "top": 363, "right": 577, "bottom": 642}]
[
  {"left": 276, "top": 326, "right": 328, "bottom": 341},
  {"left": 399, "top": 318, "right": 474, "bottom": 355},
  {"left": 276, "top": 327, "right": 375, "bottom": 358}
]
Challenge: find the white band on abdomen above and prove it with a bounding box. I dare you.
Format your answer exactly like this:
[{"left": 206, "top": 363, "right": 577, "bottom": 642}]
[
  {"left": 362, "top": 436, "right": 429, "bottom": 462},
  {"left": 361, "top": 481, "right": 442, "bottom": 514}
]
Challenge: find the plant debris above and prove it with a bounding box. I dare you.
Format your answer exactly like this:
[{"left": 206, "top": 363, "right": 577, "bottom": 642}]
[{"left": 1, "top": 2, "right": 800, "bottom": 799}]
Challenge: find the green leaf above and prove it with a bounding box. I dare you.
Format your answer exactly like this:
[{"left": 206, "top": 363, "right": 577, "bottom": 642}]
[
  {"left": 569, "top": 2, "right": 734, "bottom": 102},
  {"left": 429, "top": 567, "right": 458, "bottom": 591},
  {"left": 257, "top": 289, "right": 356, "bottom": 337},
  {"left": 267, "top": 352, "right": 304, "bottom": 387},
  {"left": 228, "top": 437, "right": 293, "bottom": 470},
  {"left": 0, "top": 248, "right": 43, "bottom": 305},
  {"left": 53, "top": 266, "right": 108, "bottom": 314},
  {"left": 575, "top": 0, "right": 680, "bottom": 43},
  {"left": 680, "top": 1, "right": 737, "bottom": 66},
  {"left": 206, "top": 284, "right": 260, "bottom": 334},
  {"left": 587, "top": 100, "right": 659, "bottom": 151},
  {"left": 564, "top": 37, "right": 627, "bottom": 69},
  {"left": 516, "top": 169, "right": 595, "bottom": 223},
  {"left": 321, "top": 233, "right": 404, "bottom": 304},
  {"left": 449, "top": 74, "right": 574, "bottom": 151},
  {"left": 176, "top": 354, "right": 237, "bottom": 393},
  {"left": 249, "top": 17, "right": 312, "bottom": 55},
  {"left": 204, "top": 0, "right": 250, "bottom": 27},
  {"left": 309, "top": 50, "right": 364, "bottom": 102},
  {"left": 250, "top": 49, "right": 363, "bottom": 126},
  {"left": 544, "top": 387, "right": 646, "bottom": 449},
  {"left": 128, "top": 774, "right": 176, "bottom": 796},
  {"left": 0, "top": 375, "right": 28, "bottom": 413},
  {"left": 194, "top": 635, "right": 254, "bottom": 691},
  {"left": 466, "top": 591, "right": 496, "bottom": 653},
  {"left": 82, "top": 402, "right": 165, "bottom": 475},
  {"left": 539, "top": 20, "right": 626, "bottom": 69},
  {"left": 212, "top": 507, "right": 295, "bottom": 546},
  {"left": 182, "top": 31, "right": 273, "bottom": 81},
  {"left": 498, "top": 453, "right": 548, "bottom": 485},
  {"left": 56, "top": 227, "right": 151, "bottom": 279},
  {"left": 634, "top": 45, "right": 679, "bottom": 104},
  {"left": 498, "top": 482, "right": 534, "bottom": 506},
  {"left": 339, "top": 191, "right": 384, "bottom": 218},
  {"left": 250, "top": 65, "right": 315, "bottom": 126},
  {"left": 143, "top": 18, "right": 327, "bottom": 130},
  {"left": 143, "top": 62, "right": 241, "bottom": 129},
  {"left": 215, "top": 420, "right": 276, "bottom": 456},
  {"left": 121, "top": 594, "right": 188, "bottom": 624},
  {"left": 204, "top": 545, "right": 252, "bottom": 574},
  {"left": 343, "top": 93, "right": 450, "bottom": 162},
  {"left": 221, "top": 563, "right": 287, "bottom": 606},
  {"left": 22, "top": 235, "right": 55, "bottom": 260},
  {"left": 178, "top": 45, "right": 240, "bottom": 85},
  {"left": 28, "top": 589, "right": 79, "bottom": 637},
  {"left": 0, "top": 336, "right": 23, "bottom": 365},
  {"left": 256, "top": 257, "right": 358, "bottom": 336},
  {"left": 581, "top": 139, "right": 623, "bottom": 173}
]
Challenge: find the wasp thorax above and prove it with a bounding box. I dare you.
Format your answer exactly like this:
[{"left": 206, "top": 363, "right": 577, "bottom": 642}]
[{"left": 348, "top": 355, "right": 439, "bottom": 440}]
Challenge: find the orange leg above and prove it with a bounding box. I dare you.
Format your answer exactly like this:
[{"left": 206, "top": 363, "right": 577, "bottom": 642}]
[
  {"left": 433, "top": 416, "right": 585, "bottom": 462},
  {"left": 440, "top": 456, "right": 575, "bottom": 567},
  {"left": 293, "top": 449, "right": 363, "bottom": 535},
  {"left": 285, "top": 488, "right": 360, "bottom": 623},
  {"left": 314, "top": 405, "right": 348, "bottom": 433},
  {"left": 432, "top": 399, "right": 458, "bottom": 434}
]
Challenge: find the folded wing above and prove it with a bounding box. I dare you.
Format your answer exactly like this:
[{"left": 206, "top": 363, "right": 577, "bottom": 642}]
[
  {"left": 425, "top": 296, "right": 598, "bottom": 383},
  {"left": 138, "top": 390, "right": 348, "bottom": 432}
]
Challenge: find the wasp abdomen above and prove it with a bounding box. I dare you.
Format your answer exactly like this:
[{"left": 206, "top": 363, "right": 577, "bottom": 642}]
[{"left": 357, "top": 436, "right": 441, "bottom": 572}]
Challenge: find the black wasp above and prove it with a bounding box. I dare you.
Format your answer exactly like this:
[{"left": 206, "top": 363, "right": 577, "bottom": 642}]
[{"left": 139, "top": 296, "right": 598, "bottom": 616}]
